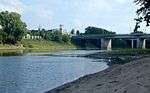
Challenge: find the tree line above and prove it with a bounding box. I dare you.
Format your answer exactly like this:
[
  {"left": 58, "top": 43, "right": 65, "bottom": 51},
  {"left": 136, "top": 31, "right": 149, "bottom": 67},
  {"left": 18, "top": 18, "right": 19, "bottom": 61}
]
[
  {"left": 84, "top": 26, "right": 116, "bottom": 35},
  {"left": 30, "top": 29, "right": 70, "bottom": 43},
  {"left": 0, "top": 11, "right": 71, "bottom": 44}
]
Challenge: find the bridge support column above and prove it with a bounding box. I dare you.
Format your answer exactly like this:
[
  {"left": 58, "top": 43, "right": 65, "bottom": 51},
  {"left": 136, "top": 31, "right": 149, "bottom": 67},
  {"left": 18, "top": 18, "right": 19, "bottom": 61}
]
[
  {"left": 142, "top": 39, "right": 146, "bottom": 49},
  {"left": 137, "top": 38, "right": 141, "bottom": 48},
  {"left": 131, "top": 39, "right": 141, "bottom": 49},
  {"left": 101, "top": 39, "right": 112, "bottom": 51},
  {"left": 137, "top": 39, "right": 146, "bottom": 49},
  {"left": 131, "top": 39, "right": 146, "bottom": 49},
  {"left": 107, "top": 39, "right": 112, "bottom": 51},
  {"left": 131, "top": 39, "right": 134, "bottom": 49}
]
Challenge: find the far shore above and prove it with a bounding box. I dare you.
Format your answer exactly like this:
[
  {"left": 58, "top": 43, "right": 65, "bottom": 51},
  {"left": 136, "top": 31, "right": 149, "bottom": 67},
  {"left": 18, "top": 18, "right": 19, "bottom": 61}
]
[
  {"left": 45, "top": 51, "right": 150, "bottom": 93},
  {"left": 0, "top": 39, "right": 76, "bottom": 51}
]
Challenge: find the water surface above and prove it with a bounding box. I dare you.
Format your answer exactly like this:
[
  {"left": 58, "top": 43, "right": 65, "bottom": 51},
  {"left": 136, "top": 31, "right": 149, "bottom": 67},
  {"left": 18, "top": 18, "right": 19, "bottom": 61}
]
[{"left": 0, "top": 50, "right": 108, "bottom": 93}]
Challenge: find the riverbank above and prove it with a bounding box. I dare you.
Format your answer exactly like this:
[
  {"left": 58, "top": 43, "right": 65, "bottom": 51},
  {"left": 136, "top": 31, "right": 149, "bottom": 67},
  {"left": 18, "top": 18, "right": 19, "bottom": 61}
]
[
  {"left": 45, "top": 51, "right": 150, "bottom": 93},
  {"left": 0, "top": 40, "right": 76, "bottom": 50},
  {"left": 84, "top": 49, "right": 150, "bottom": 65}
]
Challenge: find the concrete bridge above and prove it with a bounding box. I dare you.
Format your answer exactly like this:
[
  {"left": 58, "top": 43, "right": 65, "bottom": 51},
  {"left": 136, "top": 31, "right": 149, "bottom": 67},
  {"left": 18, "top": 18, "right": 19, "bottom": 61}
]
[{"left": 72, "top": 34, "right": 150, "bottom": 50}]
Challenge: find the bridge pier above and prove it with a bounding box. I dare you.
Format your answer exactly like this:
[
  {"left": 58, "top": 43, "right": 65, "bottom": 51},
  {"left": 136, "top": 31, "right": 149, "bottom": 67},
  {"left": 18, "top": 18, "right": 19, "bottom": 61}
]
[
  {"left": 101, "top": 39, "right": 112, "bottom": 50},
  {"left": 131, "top": 39, "right": 147, "bottom": 49},
  {"left": 137, "top": 39, "right": 147, "bottom": 49},
  {"left": 72, "top": 34, "right": 150, "bottom": 50},
  {"left": 131, "top": 39, "right": 134, "bottom": 49},
  {"left": 142, "top": 39, "right": 146, "bottom": 49},
  {"left": 137, "top": 39, "right": 141, "bottom": 49},
  {"left": 131, "top": 39, "right": 141, "bottom": 49}
]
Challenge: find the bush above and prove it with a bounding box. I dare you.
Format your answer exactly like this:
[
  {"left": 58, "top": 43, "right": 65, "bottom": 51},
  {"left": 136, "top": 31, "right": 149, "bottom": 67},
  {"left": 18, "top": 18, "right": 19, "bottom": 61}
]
[{"left": 62, "top": 34, "right": 70, "bottom": 43}]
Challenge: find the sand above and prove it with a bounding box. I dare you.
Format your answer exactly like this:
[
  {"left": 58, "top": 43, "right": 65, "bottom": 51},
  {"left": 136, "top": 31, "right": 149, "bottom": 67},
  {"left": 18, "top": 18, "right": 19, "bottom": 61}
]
[{"left": 45, "top": 57, "right": 150, "bottom": 93}]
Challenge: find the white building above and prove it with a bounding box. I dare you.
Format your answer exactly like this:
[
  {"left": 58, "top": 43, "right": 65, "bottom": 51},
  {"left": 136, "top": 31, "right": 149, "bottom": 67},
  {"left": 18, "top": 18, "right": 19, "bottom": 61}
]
[{"left": 23, "top": 33, "right": 42, "bottom": 39}]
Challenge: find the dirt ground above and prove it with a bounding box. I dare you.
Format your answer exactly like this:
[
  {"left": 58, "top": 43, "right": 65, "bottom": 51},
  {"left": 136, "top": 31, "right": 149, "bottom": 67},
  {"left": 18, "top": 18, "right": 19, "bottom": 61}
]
[{"left": 45, "top": 57, "right": 150, "bottom": 93}]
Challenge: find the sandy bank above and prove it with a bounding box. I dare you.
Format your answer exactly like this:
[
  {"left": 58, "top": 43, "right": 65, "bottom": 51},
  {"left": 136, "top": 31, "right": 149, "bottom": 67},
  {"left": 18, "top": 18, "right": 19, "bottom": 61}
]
[{"left": 45, "top": 57, "right": 150, "bottom": 93}]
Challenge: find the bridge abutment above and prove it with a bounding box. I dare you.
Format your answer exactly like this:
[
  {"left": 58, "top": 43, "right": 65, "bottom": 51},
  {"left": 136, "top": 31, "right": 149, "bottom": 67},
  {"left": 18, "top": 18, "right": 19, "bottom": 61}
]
[
  {"left": 131, "top": 39, "right": 134, "bottom": 49},
  {"left": 142, "top": 39, "right": 146, "bottom": 49},
  {"left": 130, "top": 39, "right": 147, "bottom": 49},
  {"left": 137, "top": 39, "right": 147, "bottom": 49},
  {"left": 101, "top": 39, "right": 112, "bottom": 50}
]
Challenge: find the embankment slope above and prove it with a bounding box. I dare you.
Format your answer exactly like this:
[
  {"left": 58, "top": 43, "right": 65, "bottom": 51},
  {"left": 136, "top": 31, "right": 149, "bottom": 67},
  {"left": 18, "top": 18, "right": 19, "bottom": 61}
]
[{"left": 46, "top": 57, "right": 150, "bottom": 93}]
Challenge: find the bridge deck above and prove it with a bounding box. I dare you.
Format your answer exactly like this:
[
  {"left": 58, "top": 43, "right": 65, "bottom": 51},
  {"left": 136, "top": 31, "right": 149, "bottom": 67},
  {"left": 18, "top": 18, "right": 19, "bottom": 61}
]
[{"left": 73, "top": 34, "right": 150, "bottom": 39}]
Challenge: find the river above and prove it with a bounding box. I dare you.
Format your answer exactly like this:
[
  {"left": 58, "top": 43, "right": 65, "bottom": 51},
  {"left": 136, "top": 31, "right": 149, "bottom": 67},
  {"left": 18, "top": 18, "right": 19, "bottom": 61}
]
[{"left": 0, "top": 50, "right": 109, "bottom": 93}]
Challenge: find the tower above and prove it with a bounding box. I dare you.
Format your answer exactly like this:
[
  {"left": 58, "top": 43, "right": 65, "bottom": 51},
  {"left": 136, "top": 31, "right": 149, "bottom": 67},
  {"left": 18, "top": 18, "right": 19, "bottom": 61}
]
[{"left": 59, "top": 24, "right": 63, "bottom": 34}]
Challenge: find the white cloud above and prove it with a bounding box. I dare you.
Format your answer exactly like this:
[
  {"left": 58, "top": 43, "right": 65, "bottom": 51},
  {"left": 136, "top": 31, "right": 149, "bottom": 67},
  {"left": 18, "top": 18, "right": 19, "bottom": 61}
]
[
  {"left": 0, "top": 0, "right": 54, "bottom": 29},
  {"left": 0, "top": 0, "right": 23, "bottom": 13},
  {"left": 0, "top": 0, "right": 54, "bottom": 20},
  {"left": 115, "top": 0, "right": 127, "bottom": 4},
  {"left": 0, "top": 0, "right": 139, "bottom": 33},
  {"left": 70, "top": 0, "right": 137, "bottom": 33},
  {"left": 23, "top": 4, "right": 53, "bottom": 21}
]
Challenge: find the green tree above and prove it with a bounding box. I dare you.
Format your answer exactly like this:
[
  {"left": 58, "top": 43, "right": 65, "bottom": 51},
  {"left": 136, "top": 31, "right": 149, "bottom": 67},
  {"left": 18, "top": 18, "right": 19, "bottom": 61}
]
[
  {"left": 0, "top": 29, "right": 5, "bottom": 43},
  {"left": 44, "top": 31, "right": 53, "bottom": 41},
  {"left": 134, "top": 0, "right": 150, "bottom": 26},
  {"left": 134, "top": 18, "right": 142, "bottom": 32},
  {"left": 71, "top": 29, "right": 75, "bottom": 34},
  {"left": 76, "top": 30, "right": 80, "bottom": 35},
  {"left": 53, "top": 30, "right": 62, "bottom": 42},
  {"left": 85, "top": 26, "right": 115, "bottom": 35},
  {"left": 0, "top": 11, "right": 27, "bottom": 44},
  {"left": 62, "top": 34, "right": 70, "bottom": 43}
]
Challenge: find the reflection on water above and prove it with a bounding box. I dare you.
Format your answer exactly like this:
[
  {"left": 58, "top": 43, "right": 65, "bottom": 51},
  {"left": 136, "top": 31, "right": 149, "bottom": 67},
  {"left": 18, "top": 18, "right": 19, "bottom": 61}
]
[
  {"left": 0, "top": 50, "right": 108, "bottom": 93},
  {"left": 0, "top": 50, "right": 24, "bottom": 56}
]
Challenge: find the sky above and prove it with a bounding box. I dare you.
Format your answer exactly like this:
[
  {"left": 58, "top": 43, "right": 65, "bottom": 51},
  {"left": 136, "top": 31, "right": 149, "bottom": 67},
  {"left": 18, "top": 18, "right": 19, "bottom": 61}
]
[{"left": 0, "top": 0, "right": 149, "bottom": 34}]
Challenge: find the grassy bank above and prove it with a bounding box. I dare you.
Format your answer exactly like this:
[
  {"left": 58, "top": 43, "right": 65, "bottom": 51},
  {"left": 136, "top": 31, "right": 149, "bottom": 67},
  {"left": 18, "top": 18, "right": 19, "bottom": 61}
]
[
  {"left": 0, "top": 44, "right": 22, "bottom": 49},
  {"left": 110, "top": 48, "right": 150, "bottom": 54},
  {"left": 0, "top": 39, "right": 76, "bottom": 50}
]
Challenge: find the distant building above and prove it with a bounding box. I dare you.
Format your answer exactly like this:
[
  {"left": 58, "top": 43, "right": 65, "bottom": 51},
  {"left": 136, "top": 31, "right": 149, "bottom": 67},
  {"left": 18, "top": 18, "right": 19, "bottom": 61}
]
[
  {"left": 59, "top": 24, "right": 63, "bottom": 34},
  {"left": 58, "top": 25, "right": 70, "bottom": 35},
  {"left": 23, "top": 33, "right": 42, "bottom": 40},
  {"left": 24, "top": 25, "right": 71, "bottom": 40},
  {"left": 24, "top": 33, "right": 31, "bottom": 39}
]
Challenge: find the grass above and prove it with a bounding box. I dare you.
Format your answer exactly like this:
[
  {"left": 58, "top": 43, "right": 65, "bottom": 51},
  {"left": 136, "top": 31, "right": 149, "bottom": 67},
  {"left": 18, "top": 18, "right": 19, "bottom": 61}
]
[
  {"left": 0, "top": 44, "right": 22, "bottom": 49},
  {"left": 0, "top": 39, "right": 76, "bottom": 50},
  {"left": 109, "top": 48, "right": 150, "bottom": 55}
]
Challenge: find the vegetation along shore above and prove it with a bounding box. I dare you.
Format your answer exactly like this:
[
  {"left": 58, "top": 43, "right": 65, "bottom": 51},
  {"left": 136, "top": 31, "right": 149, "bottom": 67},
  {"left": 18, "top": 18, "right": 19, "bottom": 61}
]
[
  {"left": 0, "top": 40, "right": 76, "bottom": 50},
  {"left": 0, "top": 11, "right": 77, "bottom": 50}
]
